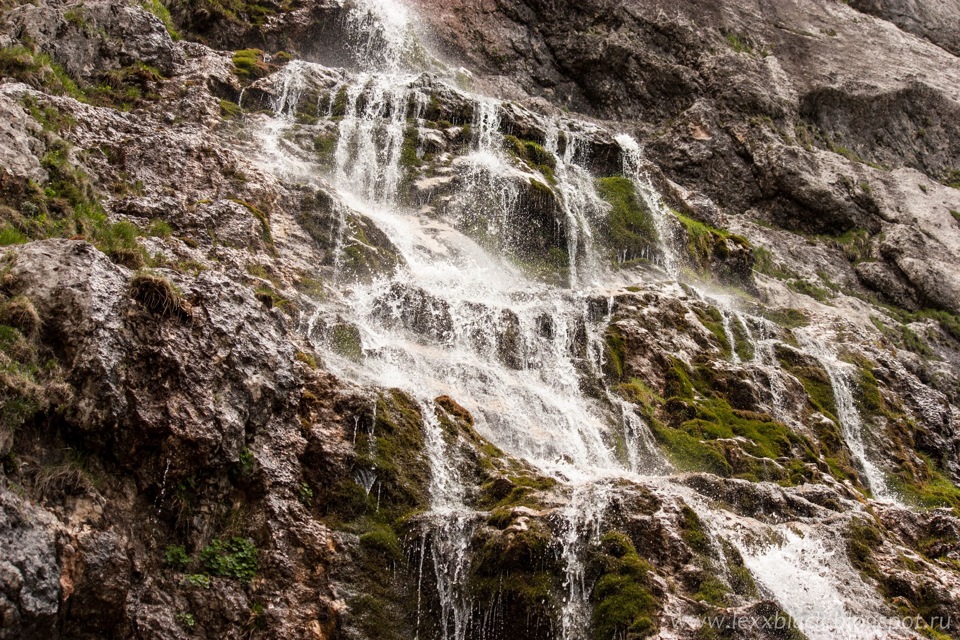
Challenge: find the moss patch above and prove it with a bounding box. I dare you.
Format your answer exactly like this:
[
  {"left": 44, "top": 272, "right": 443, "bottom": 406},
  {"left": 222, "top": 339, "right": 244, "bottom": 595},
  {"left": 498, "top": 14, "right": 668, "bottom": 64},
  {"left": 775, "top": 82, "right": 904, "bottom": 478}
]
[
  {"left": 596, "top": 177, "right": 658, "bottom": 265},
  {"left": 587, "top": 531, "right": 659, "bottom": 639}
]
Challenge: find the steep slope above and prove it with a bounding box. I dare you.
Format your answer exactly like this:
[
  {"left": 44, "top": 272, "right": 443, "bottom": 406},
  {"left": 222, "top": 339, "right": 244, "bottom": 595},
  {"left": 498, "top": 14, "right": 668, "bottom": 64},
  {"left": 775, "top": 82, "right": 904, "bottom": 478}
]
[{"left": 0, "top": 1, "right": 959, "bottom": 639}]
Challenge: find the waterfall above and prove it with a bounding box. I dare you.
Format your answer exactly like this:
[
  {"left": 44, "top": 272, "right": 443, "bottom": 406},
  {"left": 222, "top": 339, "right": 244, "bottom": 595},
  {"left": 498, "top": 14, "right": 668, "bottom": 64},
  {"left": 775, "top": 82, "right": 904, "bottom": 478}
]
[
  {"left": 709, "top": 513, "right": 905, "bottom": 640},
  {"left": 333, "top": 74, "right": 414, "bottom": 204},
  {"left": 545, "top": 126, "right": 604, "bottom": 288},
  {"left": 796, "top": 331, "right": 897, "bottom": 503},
  {"left": 247, "top": 0, "right": 921, "bottom": 636}
]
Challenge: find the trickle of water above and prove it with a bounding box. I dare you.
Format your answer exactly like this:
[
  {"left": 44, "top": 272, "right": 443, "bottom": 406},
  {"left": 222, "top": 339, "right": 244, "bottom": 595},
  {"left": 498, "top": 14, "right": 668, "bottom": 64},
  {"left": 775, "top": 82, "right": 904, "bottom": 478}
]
[
  {"left": 156, "top": 457, "right": 171, "bottom": 514},
  {"left": 334, "top": 74, "right": 414, "bottom": 204},
  {"left": 344, "top": 0, "right": 418, "bottom": 73},
  {"left": 560, "top": 482, "right": 613, "bottom": 640},
  {"left": 616, "top": 134, "right": 679, "bottom": 278},
  {"left": 421, "top": 401, "right": 474, "bottom": 640},
  {"left": 716, "top": 516, "right": 904, "bottom": 640},
  {"left": 796, "top": 330, "right": 897, "bottom": 503}
]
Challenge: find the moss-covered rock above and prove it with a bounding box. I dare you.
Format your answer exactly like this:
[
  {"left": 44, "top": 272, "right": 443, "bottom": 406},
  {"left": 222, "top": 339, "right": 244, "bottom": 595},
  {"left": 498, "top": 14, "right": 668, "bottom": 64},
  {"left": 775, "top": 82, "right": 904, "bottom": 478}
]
[
  {"left": 596, "top": 177, "right": 659, "bottom": 266},
  {"left": 675, "top": 212, "right": 755, "bottom": 288},
  {"left": 586, "top": 531, "right": 660, "bottom": 639}
]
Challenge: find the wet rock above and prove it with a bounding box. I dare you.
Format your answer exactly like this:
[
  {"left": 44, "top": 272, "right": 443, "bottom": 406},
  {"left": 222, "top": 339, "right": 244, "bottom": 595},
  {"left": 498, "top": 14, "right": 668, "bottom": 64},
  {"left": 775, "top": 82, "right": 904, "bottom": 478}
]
[{"left": 372, "top": 282, "right": 454, "bottom": 343}]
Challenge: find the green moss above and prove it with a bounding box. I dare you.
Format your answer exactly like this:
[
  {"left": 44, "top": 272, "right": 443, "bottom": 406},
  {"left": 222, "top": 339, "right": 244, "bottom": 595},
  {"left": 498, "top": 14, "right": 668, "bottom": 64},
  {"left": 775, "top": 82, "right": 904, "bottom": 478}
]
[
  {"left": 870, "top": 315, "right": 934, "bottom": 357},
  {"left": 141, "top": 0, "right": 181, "bottom": 39},
  {"left": 890, "top": 456, "right": 960, "bottom": 509},
  {"left": 674, "top": 212, "right": 750, "bottom": 278},
  {"left": 693, "top": 575, "right": 730, "bottom": 606},
  {"left": 231, "top": 199, "right": 273, "bottom": 247},
  {"left": 326, "top": 390, "right": 431, "bottom": 526},
  {"left": 588, "top": 531, "right": 659, "bottom": 640},
  {"left": 759, "top": 306, "right": 809, "bottom": 329},
  {"left": 651, "top": 420, "right": 732, "bottom": 476},
  {"left": 726, "top": 554, "right": 758, "bottom": 598},
  {"left": 232, "top": 48, "right": 269, "bottom": 79},
  {"left": 503, "top": 135, "right": 557, "bottom": 184},
  {"left": 477, "top": 472, "right": 557, "bottom": 509},
  {"left": 680, "top": 505, "right": 711, "bottom": 554},
  {"left": 731, "top": 316, "right": 755, "bottom": 361},
  {"left": 653, "top": 360, "right": 820, "bottom": 484},
  {"left": 604, "top": 325, "right": 627, "bottom": 381},
  {"left": 777, "top": 347, "right": 838, "bottom": 420},
  {"left": 359, "top": 524, "right": 404, "bottom": 561},
  {"left": 314, "top": 131, "right": 338, "bottom": 165},
  {"left": 694, "top": 306, "right": 731, "bottom": 358},
  {"left": 787, "top": 278, "right": 832, "bottom": 303},
  {"left": 596, "top": 177, "right": 658, "bottom": 264},
  {"left": 219, "top": 99, "right": 242, "bottom": 118},
  {"left": 753, "top": 246, "right": 798, "bottom": 280},
  {"left": 664, "top": 357, "right": 694, "bottom": 400},
  {"left": 330, "top": 322, "right": 363, "bottom": 362}
]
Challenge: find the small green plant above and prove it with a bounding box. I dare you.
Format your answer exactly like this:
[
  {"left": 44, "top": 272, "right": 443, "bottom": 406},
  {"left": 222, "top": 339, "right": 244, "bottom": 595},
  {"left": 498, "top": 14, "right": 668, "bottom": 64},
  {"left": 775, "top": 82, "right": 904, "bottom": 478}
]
[
  {"left": 175, "top": 612, "right": 196, "bottom": 629},
  {"left": 232, "top": 49, "right": 270, "bottom": 80},
  {"left": 129, "top": 272, "right": 188, "bottom": 318},
  {"left": 164, "top": 544, "right": 190, "bottom": 571},
  {"left": 0, "top": 46, "right": 84, "bottom": 99},
  {"left": 944, "top": 169, "right": 960, "bottom": 189},
  {"left": 0, "top": 226, "right": 27, "bottom": 246},
  {"left": 237, "top": 447, "right": 254, "bottom": 475},
  {"left": 63, "top": 7, "right": 88, "bottom": 29},
  {"left": 183, "top": 573, "right": 210, "bottom": 589},
  {"left": 725, "top": 32, "right": 753, "bottom": 54},
  {"left": 595, "top": 177, "right": 658, "bottom": 265},
  {"left": 220, "top": 99, "right": 242, "bottom": 118},
  {"left": 950, "top": 210, "right": 960, "bottom": 223},
  {"left": 297, "top": 481, "right": 314, "bottom": 505},
  {"left": 148, "top": 219, "right": 173, "bottom": 238},
  {"left": 200, "top": 537, "right": 258, "bottom": 581}
]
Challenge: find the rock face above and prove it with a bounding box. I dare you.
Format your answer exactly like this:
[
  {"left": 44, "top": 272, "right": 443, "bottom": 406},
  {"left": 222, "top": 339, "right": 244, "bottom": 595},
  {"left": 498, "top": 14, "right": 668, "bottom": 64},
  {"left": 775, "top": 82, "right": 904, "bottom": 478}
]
[{"left": 0, "top": 0, "right": 959, "bottom": 639}]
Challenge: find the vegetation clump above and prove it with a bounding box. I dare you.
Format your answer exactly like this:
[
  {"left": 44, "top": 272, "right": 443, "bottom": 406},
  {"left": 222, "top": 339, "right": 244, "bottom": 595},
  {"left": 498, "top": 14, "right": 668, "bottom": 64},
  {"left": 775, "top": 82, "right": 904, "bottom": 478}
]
[
  {"left": 504, "top": 135, "right": 557, "bottom": 184},
  {"left": 199, "top": 536, "right": 259, "bottom": 581},
  {"left": 587, "top": 531, "right": 659, "bottom": 639},
  {"left": 129, "top": 272, "right": 190, "bottom": 319},
  {"left": 232, "top": 48, "right": 270, "bottom": 80}
]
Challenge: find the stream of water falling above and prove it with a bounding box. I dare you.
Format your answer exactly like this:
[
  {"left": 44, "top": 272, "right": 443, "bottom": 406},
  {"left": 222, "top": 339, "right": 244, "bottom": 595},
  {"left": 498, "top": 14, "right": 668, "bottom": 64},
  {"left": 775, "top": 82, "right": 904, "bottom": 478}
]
[
  {"left": 796, "top": 330, "right": 898, "bottom": 504},
  {"left": 616, "top": 134, "right": 680, "bottom": 278}
]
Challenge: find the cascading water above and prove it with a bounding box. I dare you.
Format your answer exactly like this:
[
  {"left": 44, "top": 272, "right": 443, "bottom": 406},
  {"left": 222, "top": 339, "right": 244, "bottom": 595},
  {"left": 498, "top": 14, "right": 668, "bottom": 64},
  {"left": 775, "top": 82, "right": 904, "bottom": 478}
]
[
  {"left": 701, "top": 505, "right": 908, "bottom": 640},
  {"left": 250, "top": 0, "right": 919, "bottom": 636},
  {"left": 559, "top": 482, "right": 613, "bottom": 640},
  {"left": 421, "top": 401, "right": 474, "bottom": 640},
  {"left": 796, "top": 330, "right": 898, "bottom": 504},
  {"left": 546, "top": 126, "right": 605, "bottom": 288}
]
